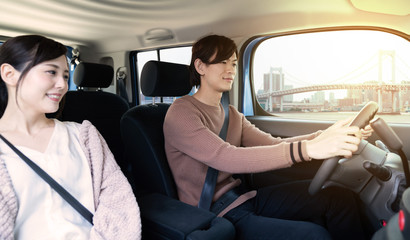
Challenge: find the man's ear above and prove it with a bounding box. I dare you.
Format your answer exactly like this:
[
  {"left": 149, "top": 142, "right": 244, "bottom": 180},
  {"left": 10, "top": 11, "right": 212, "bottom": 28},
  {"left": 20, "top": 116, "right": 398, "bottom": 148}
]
[
  {"left": 194, "top": 58, "right": 205, "bottom": 76},
  {"left": 0, "top": 63, "right": 19, "bottom": 86}
]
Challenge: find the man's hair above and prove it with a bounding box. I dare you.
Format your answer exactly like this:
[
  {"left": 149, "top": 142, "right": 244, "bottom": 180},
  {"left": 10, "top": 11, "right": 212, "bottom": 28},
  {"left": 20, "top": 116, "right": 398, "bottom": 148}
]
[{"left": 189, "top": 35, "right": 238, "bottom": 87}]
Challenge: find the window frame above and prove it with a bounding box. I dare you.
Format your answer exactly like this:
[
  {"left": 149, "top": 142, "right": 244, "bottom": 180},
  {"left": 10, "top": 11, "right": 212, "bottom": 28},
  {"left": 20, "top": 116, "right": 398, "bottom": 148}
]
[{"left": 239, "top": 26, "right": 410, "bottom": 119}]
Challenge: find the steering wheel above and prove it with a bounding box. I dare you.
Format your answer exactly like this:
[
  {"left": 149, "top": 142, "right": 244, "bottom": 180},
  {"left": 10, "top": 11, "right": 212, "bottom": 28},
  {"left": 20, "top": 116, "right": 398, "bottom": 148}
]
[{"left": 308, "top": 101, "right": 379, "bottom": 195}]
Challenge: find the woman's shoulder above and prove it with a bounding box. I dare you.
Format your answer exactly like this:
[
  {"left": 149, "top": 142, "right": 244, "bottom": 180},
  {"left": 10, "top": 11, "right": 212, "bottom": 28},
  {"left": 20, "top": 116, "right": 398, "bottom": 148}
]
[
  {"left": 77, "top": 120, "right": 99, "bottom": 136},
  {"left": 55, "top": 119, "right": 97, "bottom": 137},
  {"left": 53, "top": 118, "right": 81, "bottom": 132},
  {"left": 57, "top": 119, "right": 93, "bottom": 128}
]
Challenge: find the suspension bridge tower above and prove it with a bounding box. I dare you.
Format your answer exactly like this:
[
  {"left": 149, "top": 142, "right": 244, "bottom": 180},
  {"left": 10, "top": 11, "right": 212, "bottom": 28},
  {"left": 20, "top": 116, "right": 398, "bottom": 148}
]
[
  {"left": 267, "top": 67, "right": 284, "bottom": 112},
  {"left": 378, "top": 50, "right": 397, "bottom": 112}
]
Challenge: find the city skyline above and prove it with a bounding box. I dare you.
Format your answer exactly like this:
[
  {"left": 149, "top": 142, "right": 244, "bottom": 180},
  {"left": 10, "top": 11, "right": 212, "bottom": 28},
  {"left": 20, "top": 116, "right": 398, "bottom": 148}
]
[{"left": 253, "top": 30, "right": 410, "bottom": 106}]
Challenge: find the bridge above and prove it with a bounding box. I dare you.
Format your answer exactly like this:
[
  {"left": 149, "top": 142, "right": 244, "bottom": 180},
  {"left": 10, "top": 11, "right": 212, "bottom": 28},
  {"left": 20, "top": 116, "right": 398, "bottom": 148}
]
[{"left": 257, "top": 50, "right": 409, "bottom": 112}]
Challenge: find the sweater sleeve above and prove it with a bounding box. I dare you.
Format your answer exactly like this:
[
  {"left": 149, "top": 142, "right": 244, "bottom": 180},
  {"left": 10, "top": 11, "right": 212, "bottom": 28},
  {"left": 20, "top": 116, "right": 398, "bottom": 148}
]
[
  {"left": 79, "top": 120, "right": 141, "bottom": 240},
  {"left": 236, "top": 107, "right": 322, "bottom": 148},
  {"left": 164, "top": 101, "right": 312, "bottom": 174},
  {"left": 0, "top": 159, "right": 18, "bottom": 240}
]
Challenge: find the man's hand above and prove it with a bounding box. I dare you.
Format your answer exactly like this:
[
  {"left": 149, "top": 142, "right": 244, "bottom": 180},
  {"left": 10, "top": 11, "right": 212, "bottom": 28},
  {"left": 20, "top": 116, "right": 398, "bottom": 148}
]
[
  {"left": 361, "top": 125, "right": 373, "bottom": 140},
  {"left": 306, "top": 117, "right": 362, "bottom": 160}
]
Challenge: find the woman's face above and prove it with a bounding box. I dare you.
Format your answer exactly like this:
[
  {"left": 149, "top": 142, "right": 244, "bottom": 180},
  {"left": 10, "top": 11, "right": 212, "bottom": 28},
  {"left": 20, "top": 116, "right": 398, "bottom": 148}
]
[{"left": 17, "top": 55, "right": 69, "bottom": 114}]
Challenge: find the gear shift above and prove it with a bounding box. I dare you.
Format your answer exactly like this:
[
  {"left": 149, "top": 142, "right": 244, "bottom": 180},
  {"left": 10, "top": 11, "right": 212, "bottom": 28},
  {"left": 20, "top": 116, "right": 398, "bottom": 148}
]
[{"left": 363, "top": 160, "right": 391, "bottom": 181}]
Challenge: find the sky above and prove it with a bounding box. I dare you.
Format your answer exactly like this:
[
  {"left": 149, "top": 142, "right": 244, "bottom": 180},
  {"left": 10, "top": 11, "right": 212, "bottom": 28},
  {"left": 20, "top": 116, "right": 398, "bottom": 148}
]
[{"left": 252, "top": 30, "right": 410, "bottom": 101}]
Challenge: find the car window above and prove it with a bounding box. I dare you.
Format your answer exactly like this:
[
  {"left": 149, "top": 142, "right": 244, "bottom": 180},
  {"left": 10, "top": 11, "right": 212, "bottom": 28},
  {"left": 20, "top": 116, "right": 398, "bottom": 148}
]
[
  {"left": 66, "top": 46, "right": 76, "bottom": 91},
  {"left": 248, "top": 29, "right": 410, "bottom": 123},
  {"left": 132, "top": 46, "right": 192, "bottom": 105}
]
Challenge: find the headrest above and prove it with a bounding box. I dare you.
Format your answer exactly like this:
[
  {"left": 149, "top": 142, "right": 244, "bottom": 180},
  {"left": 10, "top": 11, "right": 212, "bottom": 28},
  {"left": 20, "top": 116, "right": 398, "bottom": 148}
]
[
  {"left": 73, "top": 62, "right": 114, "bottom": 88},
  {"left": 141, "top": 60, "right": 192, "bottom": 97}
]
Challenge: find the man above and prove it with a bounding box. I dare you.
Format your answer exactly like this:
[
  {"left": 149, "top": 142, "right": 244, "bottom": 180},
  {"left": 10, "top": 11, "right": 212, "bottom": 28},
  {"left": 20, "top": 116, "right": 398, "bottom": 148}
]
[{"left": 164, "top": 34, "right": 373, "bottom": 239}]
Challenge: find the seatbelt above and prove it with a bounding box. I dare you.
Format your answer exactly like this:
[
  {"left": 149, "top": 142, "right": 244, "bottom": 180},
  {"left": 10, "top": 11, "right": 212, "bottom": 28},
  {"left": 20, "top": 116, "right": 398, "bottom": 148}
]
[
  {"left": 0, "top": 134, "right": 94, "bottom": 225},
  {"left": 198, "top": 91, "right": 229, "bottom": 210},
  {"left": 116, "top": 66, "right": 129, "bottom": 103}
]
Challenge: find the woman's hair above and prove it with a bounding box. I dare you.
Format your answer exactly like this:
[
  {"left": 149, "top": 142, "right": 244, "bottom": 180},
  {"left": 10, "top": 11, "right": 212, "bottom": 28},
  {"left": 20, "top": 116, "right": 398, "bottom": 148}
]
[
  {"left": 189, "top": 35, "right": 238, "bottom": 87},
  {"left": 0, "top": 35, "right": 67, "bottom": 117}
]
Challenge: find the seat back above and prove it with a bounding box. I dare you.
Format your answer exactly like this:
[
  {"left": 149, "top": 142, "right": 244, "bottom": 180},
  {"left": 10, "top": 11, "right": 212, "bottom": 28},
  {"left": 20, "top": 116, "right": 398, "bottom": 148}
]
[
  {"left": 121, "top": 61, "right": 191, "bottom": 198},
  {"left": 57, "top": 62, "right": 130, "bottom": 172}
]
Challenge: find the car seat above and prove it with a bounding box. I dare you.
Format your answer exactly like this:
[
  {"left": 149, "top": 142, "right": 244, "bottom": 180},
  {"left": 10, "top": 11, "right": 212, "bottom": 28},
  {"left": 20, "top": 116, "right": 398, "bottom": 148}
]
[
  {"left": 372, "top": 187, "right": 410, "bottom": 239},
  {"left": 121, "top": 60, "right": 235, "bottom": 240},
  {"left": 53, "top": 62, "right": 130, "bottom": 177}
]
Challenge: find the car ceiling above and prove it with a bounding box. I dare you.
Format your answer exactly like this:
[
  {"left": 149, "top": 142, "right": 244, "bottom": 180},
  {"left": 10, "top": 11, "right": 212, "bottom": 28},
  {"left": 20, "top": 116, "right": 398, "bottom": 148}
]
[{"left": 0, "top": 0, "right": 409, "bottom": 53}]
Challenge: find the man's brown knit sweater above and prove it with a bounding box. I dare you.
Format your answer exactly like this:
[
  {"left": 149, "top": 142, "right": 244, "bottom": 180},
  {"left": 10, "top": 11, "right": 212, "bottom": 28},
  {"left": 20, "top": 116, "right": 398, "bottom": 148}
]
[{"left": 163, "top": 95, "right": 321, "bottom": 207}]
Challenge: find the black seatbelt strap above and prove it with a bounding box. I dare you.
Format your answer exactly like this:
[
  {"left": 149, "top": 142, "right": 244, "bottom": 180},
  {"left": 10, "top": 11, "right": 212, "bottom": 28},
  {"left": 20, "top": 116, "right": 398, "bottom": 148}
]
[
  {"left": 198, "top": 91, "right": 229, "bottom": 210},
  {"left": 0, "top": 134, "right": 94, "bottom": 225},
  {"left": 116, "top": 66, "right": 129, "bottom": 103}
]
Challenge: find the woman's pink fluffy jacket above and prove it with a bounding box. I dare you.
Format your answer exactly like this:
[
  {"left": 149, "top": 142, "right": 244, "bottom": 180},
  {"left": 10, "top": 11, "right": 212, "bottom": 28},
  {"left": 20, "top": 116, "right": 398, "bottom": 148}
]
[{"left": 0, "top": 120, "right": 141, "bottom": 240}]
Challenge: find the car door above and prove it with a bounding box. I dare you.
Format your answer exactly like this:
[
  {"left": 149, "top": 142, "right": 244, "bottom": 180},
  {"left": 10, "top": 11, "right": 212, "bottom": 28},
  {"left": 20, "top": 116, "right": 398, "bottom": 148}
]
[{"left": 239, "top": 27, "right": 410, "bottom": 188}]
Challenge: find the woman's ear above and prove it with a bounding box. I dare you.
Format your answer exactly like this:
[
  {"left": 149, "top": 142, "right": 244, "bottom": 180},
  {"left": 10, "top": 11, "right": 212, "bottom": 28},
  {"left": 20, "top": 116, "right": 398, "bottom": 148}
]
[
  {"left": 0, "top": 63, "right": 19, "bottom": 86},
  {"left": 194, "top": 58, "right": 205, "bottom": 76}
]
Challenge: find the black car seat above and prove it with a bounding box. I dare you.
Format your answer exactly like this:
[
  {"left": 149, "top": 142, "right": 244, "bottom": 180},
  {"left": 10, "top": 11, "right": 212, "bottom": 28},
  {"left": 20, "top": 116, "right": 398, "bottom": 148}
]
[
  {"left": 55, "top": 62, "right": 130, "bottom": 176},
  {"left": 121, "top": 60, "right": 235, "bottom": 240}
]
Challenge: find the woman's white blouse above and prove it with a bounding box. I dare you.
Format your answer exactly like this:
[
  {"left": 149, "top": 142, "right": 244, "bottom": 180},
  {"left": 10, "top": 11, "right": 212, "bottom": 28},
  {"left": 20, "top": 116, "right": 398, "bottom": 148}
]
[{"left": 1, "top": 120, "right": 95, "bottom": 240}]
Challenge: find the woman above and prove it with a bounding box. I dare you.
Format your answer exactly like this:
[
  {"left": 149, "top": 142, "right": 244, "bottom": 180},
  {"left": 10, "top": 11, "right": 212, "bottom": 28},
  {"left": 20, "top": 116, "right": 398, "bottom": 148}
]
[
  {"left": 0, "top": 35, "right": 141, "bottom": 239},
  {"left": 164, "top": 34, "right": 374, "bottom": 239}
]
